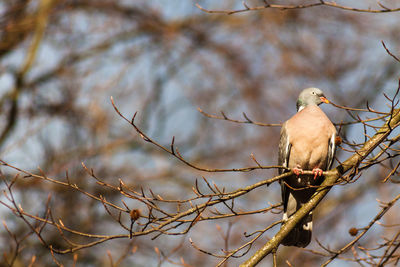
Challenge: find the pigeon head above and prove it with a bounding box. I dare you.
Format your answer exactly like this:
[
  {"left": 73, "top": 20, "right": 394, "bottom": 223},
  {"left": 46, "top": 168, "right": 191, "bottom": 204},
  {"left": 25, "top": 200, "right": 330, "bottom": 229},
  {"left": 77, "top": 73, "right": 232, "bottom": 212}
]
[{"left": 296, "top": 87, "right": 329, "bottom": 112}]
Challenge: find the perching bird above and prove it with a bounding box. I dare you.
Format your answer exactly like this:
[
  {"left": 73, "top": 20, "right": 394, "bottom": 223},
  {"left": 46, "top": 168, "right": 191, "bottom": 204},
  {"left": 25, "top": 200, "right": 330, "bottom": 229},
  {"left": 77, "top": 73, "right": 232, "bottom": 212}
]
[{"left": 278, "top": 87, "right": 336, "bottom": 247}]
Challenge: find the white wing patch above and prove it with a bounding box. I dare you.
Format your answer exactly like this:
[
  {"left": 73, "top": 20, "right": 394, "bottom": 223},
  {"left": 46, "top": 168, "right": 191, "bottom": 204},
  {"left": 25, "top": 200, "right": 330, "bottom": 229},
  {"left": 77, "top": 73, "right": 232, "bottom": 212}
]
[
  {"left": 328, "top": 133, "right": 336, "bottom": 169},
  {"left": 303, "top": 211, "right": 313, "bottom": 230},
  {"left": 283, "top": 212, "right": 288, "bottom": 222},
  {"left": 282, "top": 137, "right": 290, "bottom": 168},
  {"left": 303, "top": 221, "right": 313, "bottom": 231}
]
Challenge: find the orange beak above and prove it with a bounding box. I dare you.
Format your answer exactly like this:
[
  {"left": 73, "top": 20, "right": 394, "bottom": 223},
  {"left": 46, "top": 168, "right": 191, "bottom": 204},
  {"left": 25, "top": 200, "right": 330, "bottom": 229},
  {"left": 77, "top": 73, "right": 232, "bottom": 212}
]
[{"left": 320, "top": 97, "right": 330, "bottom": 104}]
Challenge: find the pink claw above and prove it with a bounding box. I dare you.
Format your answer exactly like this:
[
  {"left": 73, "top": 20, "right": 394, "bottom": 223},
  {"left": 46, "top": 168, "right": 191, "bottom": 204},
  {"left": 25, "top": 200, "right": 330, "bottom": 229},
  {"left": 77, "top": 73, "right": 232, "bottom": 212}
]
[
  {"left": 312, "top": 167, "right": 323, "bottom": 180},
  {"left": 293, "top": 165, "right": 304, "bottom": 176}
]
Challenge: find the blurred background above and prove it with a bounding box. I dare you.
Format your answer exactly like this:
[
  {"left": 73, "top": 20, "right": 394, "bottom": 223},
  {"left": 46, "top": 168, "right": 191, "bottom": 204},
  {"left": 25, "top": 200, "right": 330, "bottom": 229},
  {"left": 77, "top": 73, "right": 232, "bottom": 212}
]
[{"left": 0, "top": 0, "right": 399, "bottom": 266}]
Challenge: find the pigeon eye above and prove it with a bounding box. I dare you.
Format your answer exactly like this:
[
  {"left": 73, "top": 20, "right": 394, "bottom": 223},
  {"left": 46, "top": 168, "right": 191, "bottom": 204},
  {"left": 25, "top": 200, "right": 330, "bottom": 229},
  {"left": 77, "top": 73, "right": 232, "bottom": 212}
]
[{"left": 312, "top": 91, "right": 316, "bottom": 95}]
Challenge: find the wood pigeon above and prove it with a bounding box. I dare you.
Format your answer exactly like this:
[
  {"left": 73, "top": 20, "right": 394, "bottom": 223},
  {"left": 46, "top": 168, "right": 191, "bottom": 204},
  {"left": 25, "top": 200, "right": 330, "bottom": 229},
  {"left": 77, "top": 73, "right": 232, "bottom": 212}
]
[{"left": 278, "top": 87, "right": 336, "bottom": 247}]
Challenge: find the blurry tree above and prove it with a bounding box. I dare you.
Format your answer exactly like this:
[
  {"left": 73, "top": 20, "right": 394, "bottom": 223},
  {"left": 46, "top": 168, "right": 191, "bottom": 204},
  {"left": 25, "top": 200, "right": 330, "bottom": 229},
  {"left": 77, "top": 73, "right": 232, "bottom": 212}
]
[{"left": 0, "top": 0, "right": 400, "bottom": 266}]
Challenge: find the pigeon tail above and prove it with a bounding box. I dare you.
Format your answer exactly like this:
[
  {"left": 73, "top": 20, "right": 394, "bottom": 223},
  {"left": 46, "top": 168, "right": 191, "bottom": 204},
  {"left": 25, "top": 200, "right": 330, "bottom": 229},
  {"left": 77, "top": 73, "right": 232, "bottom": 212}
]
[{"left": 281, "top": 212, "right": 312, "bottom": 247}]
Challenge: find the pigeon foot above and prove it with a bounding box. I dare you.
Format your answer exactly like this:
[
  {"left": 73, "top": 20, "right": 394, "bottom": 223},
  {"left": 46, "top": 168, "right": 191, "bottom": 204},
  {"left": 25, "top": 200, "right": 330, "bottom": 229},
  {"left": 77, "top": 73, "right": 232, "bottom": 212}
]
[
  {"left": 293, "top": 165, "right": 304, "bottom": 176},
  {"left": 312, "top": 167, "right": 323, "bottom": 180}
]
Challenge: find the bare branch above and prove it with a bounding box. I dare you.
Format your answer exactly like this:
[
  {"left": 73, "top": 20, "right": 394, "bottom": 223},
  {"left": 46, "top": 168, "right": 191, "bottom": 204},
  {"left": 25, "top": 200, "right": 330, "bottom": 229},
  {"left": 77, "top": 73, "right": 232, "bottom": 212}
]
[{"left": 196, "top": 1, "right": 400, "bottom": 15}]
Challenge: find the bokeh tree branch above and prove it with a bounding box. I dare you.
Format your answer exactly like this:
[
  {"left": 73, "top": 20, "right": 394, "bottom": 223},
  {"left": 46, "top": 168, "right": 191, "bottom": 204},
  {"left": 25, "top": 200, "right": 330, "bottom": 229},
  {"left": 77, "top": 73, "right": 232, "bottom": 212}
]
[
  {"left": 1, "top": 0, "right": 400, "bottom": 266},
  {"left": 196, "top": 1, "right": 400, "bottom": 15}
]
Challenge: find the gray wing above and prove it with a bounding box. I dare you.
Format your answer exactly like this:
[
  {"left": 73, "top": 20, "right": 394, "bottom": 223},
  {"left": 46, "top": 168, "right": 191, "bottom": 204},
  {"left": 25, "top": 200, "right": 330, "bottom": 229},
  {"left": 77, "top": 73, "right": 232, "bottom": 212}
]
[
  {"left": 278, "top": 122, "right": 291, "bottom": 214},
  {"left": 326, "top": 133, "right": 336, "bottom": 170},
  {"left": 278, "top": 122, "right": 291, "bottom": 175}
]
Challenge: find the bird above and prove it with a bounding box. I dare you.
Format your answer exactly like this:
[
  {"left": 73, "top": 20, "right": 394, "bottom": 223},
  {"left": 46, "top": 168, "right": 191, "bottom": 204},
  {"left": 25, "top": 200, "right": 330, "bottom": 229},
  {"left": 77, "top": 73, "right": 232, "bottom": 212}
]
[{"left": 278, "top": 87, "right": 337, "bottom": 247}]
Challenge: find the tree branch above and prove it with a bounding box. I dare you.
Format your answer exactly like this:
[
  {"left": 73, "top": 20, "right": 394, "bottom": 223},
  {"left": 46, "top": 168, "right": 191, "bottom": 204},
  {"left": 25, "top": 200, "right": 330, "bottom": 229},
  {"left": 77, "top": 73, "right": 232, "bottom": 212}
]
[{"left": 196, "top": 1, "right": 400, "bottom": 15}]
